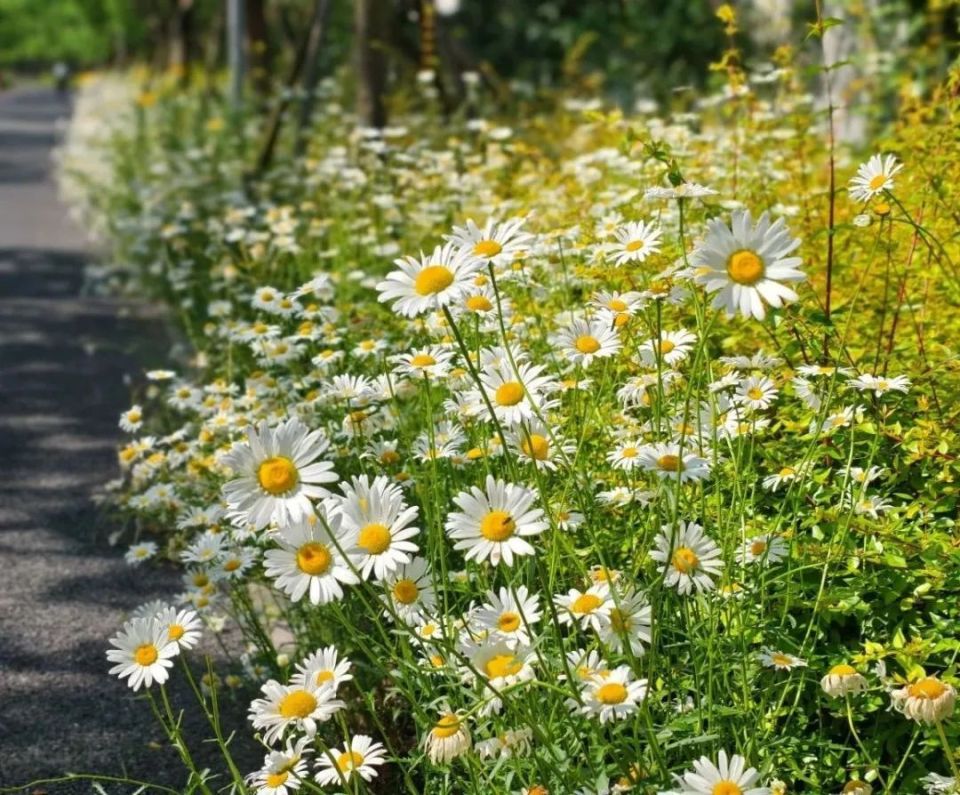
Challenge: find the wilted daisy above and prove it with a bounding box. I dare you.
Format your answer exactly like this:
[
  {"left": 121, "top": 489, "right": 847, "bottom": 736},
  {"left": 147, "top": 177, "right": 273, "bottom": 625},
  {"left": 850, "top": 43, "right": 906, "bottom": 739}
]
[
  {"left": 446, "top": 475, "right": 548, "bottom": 566},
  {"left": 891, "top": 676, "right": 956, "bottom": 723},
  {"left": 376, "top": 242, "right": 480, "bottom": 317},
  {"left": 315, "top": 734, "right": 387, "bottom": 786},
  {"left": 693, "top": 209, "right": 804, "bottom": 321},
  {"left": 650, "top": 521, "right": 723, "bottom": 595},
  {"left": 476, "top": 727, "right": 533, "bottom": 759},
  {"left": 849, "top": 153, "right": 903, "bottom": 202},
  {"left": 839, "top": 780, "right": 872, "bottom": 795},
  {"left": 263, "top": 514, "right": 359, "bottom": 605},
  {"left": 610, "top": 220, "right": 662, "bottom": 265},
  {"left": 248, "top": 678, "right": 343, "bottom": 745},
  {"left": 579, "top": 665, "right": 647, "bottom": 723},
  {"left": 424, "top": 709, "right": 471, "bottom": 763},
  {"left": 670, "top": 749, "right": 769, "bottom": 794},
  {"left": 820, "top": 664, "right": 868, "bottom": 697},
  {"left": 637, "top": 443, "right": 710, "bottom": 483},
  {"left": 555, "top": 318, "right": 622, "bottom": 367},
  {"left": 759, "top": 648, "right": 807, "bottom": 671},
  {"left": 222, "top": 417, "right": 338, "bottom": 530},
  {"left": 473, "top": 585, "right": 541, "bottom": 648},
  {"left": 106, "top": 617, "right": 179, "bottom": 691}
]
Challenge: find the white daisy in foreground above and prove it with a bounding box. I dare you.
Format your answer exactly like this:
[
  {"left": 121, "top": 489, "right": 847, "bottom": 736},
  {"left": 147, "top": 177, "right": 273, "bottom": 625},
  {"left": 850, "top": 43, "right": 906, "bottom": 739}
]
[
  {"left": 758, "top": 648, "right": 807, "bottom": 671},
  {"left": 338, "top": 480, "right": 420, "bottom": 581},
  {"left": 610, "top": 220, "right": 662, "bottom": 266},
  {"left": 246, "top": 737, "right": 311, "bottom": 795},
  {"left": 693, "top": 209, "right": 804, "bottom": 321},
  {"left": 820, "top": 663, "right": 868, "bottom": 697},
  {"left": 248, "top": 678, "right": 343, "bottom": 745},
  {"left": 637, "top": 443, "right": 710, "bottom": 483},
  {"left": 447, "top": 216, "right": 534, "bottom": 267},
  {"left": 580, "top": 665, "right": 647, "bottom": 723},
  {"left": 376, "top": 242, "right": 480, "bottom": 318},
  {"left": 555, "top": 318, "right": 622, "bottom": 367},
  {"left": 446, "top": 475, "right": 548, "bottom": 566},
  {"left": 315, "top": 734, "right": 388, "bottom": 786},
  {"left": 669, "top": 749, "right": 769, "bottom": 794},
  {"left": 290, "top": 645, "right": 353, "bottom": 691},
  {"left": 650, "top": 521, "right": 723, "bottom": 595},
  {"left": 473, "top": 585, "right": 541, "bottom": 648},
  {"left": 424, "top": 709, "right": 472, "bottom": 763},
  {"left": 463, "top": 638, "right": 537, "bottom": 714},
  {"left": 263, "top": 514, "right": 359, "bottom": 605},
  {"left": 222, "top": 417, "right": 338, "bottom": 530},
  {"left": 154, "top": 605, "right": 203, "bottom": 650},
  {"left": 106, "top": 617, "right": 179, "bottom": 691},
  {"left": 475, "top": 361, "right": 557, "bottom": 427},
  {"left": 849, "top": 153, "right": 903, "bottom": 202},
  {"left": 891, "top": 676, "right": 956, "bottom": 723}
]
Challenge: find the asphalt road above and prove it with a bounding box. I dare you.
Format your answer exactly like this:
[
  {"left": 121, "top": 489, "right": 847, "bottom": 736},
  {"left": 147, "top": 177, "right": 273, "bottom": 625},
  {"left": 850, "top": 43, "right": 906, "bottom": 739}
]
[{"left": 0, "top": 87, "right": 198, "bottom": 792}]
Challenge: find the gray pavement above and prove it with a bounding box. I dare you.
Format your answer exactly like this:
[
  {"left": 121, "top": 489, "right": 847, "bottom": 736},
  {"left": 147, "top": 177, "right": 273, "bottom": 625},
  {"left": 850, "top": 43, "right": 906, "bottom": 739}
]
[{"left": 0, "top": 88, "right": 191, "bottom": 792}]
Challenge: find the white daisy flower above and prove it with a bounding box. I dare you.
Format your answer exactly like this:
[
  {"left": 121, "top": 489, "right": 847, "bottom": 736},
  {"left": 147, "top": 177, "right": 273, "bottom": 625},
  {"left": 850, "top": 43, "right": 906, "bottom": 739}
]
[
  {"left": 423, "top": 710, "right": 471, "bottom": 763},
  {"left": 637, "top": 443, "right": 711, "bottom": 483},
  {"left": 511, "top": 421, "right": 573, "bottom": 471},
  {"left": 119, "top": 405, "right": 143, "bottom": 433},
  {"left": 555, "top": 584, "right": 612, "bottom": 632},
  {"left": 222, "top": 417, "right": 338, "bottom": 530},
  {"left": 579, "top": 665, "right": 647, "bottom": 723},
  {"left": 447, "top": 216, "right": 534, "bottom": 267},
  {"left": 337, "top": 479, "right": 420, "bottom": 581},
  {"left": 738, "top": 534, "right": 788, "bottom": 566},
  {"left": 475, "top": 727, "right": 533, "bottom": 759},
  {"left": 638, "top": 329, "right": 697, "bottom": 368},
  {"left": 555, "top": 318, "right": 622, "bottom": 367},
  {"left": 693, "top": 209, "right": 804, "bottom": 320},
  {"left": 847, "top": 372, "right": 911, "bottom": 396},
  {"left": 391, "top": 345, "right": 456, "bottom": 380},
  {"left": 263, "top": 513, "right": 359, "bottom": 605},
  {"left": 315, "top": 734, "right": 387, "bottom": 786},
  {"left": 650, "top": 521, "right": 723, "bottom": 595},
  {"left": 610, "top": 220, "right": 662, "bottom": 266},
  {"left": 125, "top": 541, "right": 158, "bottom": 566},
  {"left": 849, "top": 153, "right": 903, "bottom": 202},
  {"left": 462, "top": 638, "right": 537, "bottom": 714},
  {"left": 382, "top": 556, "right": 436, "bottom": 624},
  {"left": 248, "top": 678, "right": 343, "bottom": 745},
  {"left": 473, "top": 584, "right": 541, "bottom": 648},
  {"left": 445, "top": 475, "right": 548, "bottom": 567},
  {"left": 106, "top": 617, "right": 179, "bottom": 691},
  {"left": 474, "top": 361, "right": 557, "bottom": 427},
  {"left": 820, "top": 664, "right": 868, "bottom": 697},
  {"left": 290, "top": 645, "right": 353, "bottom": 691},
  {"left": 598, "top": 588, "right": 652, "bottom": 656},
  {"left": 670, "top": 749, "right": 769, "bottom": 794},
  {"left": 736, "top": 375, "right": 779, "bottom": 411},
  {"left": 645, "top": 182, "right": 718, "bottom": 201},
  {"left": 154, "top": 606, "right": 203, "bottom": 650},
  {"left": 376, "top": 242, "right": 481, "bottom": 318},
  {"left": 891, "top": 676, "right": 956, "bottom": 724},
  {"left": 758, "top": 648, "right": 807, "bottom": 671},
  {"left": 245, "top": 737, "right": 311, "bottom": 795}
]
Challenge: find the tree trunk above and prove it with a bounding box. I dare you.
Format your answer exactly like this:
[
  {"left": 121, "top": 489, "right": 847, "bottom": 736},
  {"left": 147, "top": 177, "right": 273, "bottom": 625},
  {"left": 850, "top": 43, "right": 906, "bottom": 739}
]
[{"left": 354, "top": 0, "right": 389, "bottom": 128}]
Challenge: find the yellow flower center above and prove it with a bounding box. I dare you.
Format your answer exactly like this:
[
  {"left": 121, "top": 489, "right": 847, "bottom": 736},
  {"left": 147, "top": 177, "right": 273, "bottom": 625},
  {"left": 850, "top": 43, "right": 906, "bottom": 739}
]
[
  {"left": 779, "top": 466, "right": 796, "bottom": 477},
  {"left": 608, "top": 298, "right": 628, "bottom": 312},
  {"left": 380, "top": 450, "right": 400, "bottom": 465},
  {"left": 596, "top": 682, "right": 628, "bottom": 704},
  {"left": 829, "top": 663, "right": 857, "bottom": 677},
  {"left": 498, "top": 612, "right": 522, "bottom": 632},
  {"left": 485, "top": 653, "right": 523, "bottom": 679},
  {"left": 625, "top": 240, "right": 645, "bottom": 252},
  {"left": 771, "top": 653, "right": 794, "bottom": 667},
  {"left": 571, "top": 593, "right": 602, "bottom": 614},
  {"left": 671, "top": 546, "right": 700, "bottom": 573},
  {"left": 614, "top": 313, "right": 630, "bottom": 328},
  {"left": 712, "top": 783, "right": 743, "bottom": 795},
  {"left": 750, "top": 540, "right": 768, "bottom": 556},
  {"left": 337, "top": 750, "right": 365, "bottom": 771},
  {"left": 908, "top": 677, "right": 948, "bottom": 700},
  {"left": 480, "top": 510, "right": 516, "bottom": 541},
  {"left": 726, "top": 249, "right": 765, "bottom": 285},
  {"left": 660, "top": 340, "right": 676, "bottom": 354},
  {"left": 575, "top": 335, "right": 601, "bottom": 354},
  {"left": 868, "top": 174, "right": 887, "bottom": 191},
  {"left": 520, "top": 434, "right": 550, "bottom": 460},
  {"left": 466, "top": 295, "right": 493, "bottom": 312},
  {"left": 410, "top": 353, "right": 437, "bottom": 368},
  {"left": 266, "top": 772, "right": 289, "bottom": 787},
  {"left": 473, "top": 239, "right": 503, "bottom": 258},
  {"left": 315, "top": 670, "right": 334, "bottom": 685},
  {"left": 415, "top": 265, "right": 455, "bottom": 296},
  {"left": 168, "top": 624, "right": 185, "bottom": 641},
  {"left": 358, "top": 523, "right": 392, "bottom": 554},
  {"left": 257, "top": 456, "right": 299, "bottom": 495},
  {"left": 135, "top": 643, "right": 159, "bottom": 666},
  {"left": 223, "top": 558, "right": 242, "bottom": 572},
  {"left": 392, "top": 578, "right": 419, "bottom": 604},
  {"left": 296, "top": 542, "right": 332, "bottom": 576},
  {"left": 657, "top": 453, "right": 683, "bottom": 471},
  {"left": 747, "top": 387, "right": 764, "bottom": 401},
  {"left": 621, "top": 446, "right": 638, "bottom": 458},
  {"left": 278, "top": 689, "right": 317, "bottom": 718},
  {"left": 432, "top": 713, "right": 462, "bottom": 738},
  {"left": 495, "top": 381, "right": 525, "bottom": 406}
]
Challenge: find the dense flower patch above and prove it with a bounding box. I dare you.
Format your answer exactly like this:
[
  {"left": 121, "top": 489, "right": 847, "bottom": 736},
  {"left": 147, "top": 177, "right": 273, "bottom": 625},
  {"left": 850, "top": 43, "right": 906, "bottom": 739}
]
[{"left": 56, "top": 52, "right": 960, "bottom": 795}]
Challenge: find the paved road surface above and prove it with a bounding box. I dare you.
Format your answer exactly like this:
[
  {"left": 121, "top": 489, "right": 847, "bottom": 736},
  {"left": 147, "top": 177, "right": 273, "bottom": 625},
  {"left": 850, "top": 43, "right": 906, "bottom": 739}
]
[{"left": 0, "top": 87, "right": 190, "bottom": 791}]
